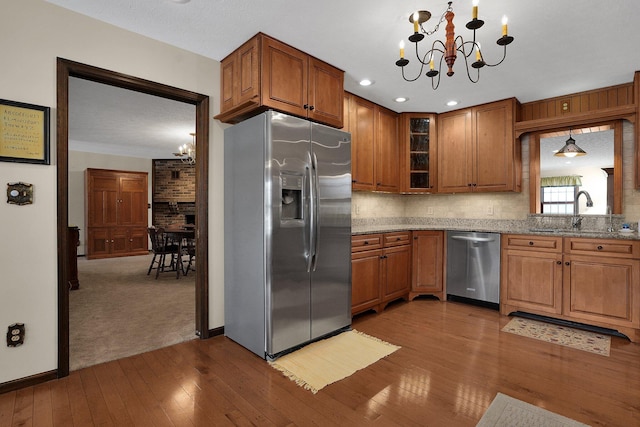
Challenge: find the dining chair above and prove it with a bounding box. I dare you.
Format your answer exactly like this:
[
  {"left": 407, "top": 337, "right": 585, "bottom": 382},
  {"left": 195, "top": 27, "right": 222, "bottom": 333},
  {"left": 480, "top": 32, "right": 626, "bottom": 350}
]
[{"left": 147, "top": 227, "right": 180, "bottom": 279}]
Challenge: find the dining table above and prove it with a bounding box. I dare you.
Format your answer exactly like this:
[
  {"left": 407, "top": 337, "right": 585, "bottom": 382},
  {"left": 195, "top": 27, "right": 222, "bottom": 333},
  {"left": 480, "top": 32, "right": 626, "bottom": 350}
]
[{"left": 164, "top": 225, "right": 195, "bottom": 279}]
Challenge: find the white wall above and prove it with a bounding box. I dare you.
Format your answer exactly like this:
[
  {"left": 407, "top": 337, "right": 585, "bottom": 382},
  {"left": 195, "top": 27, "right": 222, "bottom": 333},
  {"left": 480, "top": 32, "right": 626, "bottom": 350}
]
[
  {"left": 68, "top": 151, "right": 153, "bottom": 255},
  {"left": 0, "top": 0, "right": 224, "bottom": 384}
]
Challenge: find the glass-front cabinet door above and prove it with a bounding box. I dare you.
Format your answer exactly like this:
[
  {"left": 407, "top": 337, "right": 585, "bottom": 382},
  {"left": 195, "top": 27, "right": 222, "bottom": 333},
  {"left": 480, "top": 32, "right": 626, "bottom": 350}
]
[{"left": 403, "top": 113, "right": 436, "bottom": 193}]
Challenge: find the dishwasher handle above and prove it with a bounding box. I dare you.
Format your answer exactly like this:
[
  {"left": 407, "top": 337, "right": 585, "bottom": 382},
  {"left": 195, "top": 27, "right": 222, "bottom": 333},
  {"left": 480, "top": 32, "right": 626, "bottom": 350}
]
[{"left": 450, "top": 235, "right": 496, "bottom": 243}]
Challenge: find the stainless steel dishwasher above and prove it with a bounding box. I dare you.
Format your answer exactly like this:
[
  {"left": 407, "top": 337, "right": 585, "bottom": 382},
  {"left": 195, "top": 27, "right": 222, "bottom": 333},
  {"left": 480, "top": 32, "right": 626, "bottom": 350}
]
[{"left": 446, "top": 231, "right": 501, "bottom": 307}]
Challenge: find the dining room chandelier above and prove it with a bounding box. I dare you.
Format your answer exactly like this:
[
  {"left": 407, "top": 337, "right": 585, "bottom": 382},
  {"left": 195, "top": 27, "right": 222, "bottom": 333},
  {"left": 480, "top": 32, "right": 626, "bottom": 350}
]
[
  {"left": 174, "top": 132, "right": 196, "bottom": 164},
  {"left": 395, "top": 1, "right": 514, "bottom": 90}
]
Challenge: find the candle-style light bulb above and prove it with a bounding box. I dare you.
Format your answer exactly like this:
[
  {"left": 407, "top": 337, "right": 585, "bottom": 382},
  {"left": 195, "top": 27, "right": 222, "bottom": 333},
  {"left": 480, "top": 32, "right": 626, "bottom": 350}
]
[
  {"left": 501, "top": 15, "right": 508, "bottom": 36},
  {"left": 429, "top": 52, "right": 434, "bottom": 70},
  {"left": 475, "top": 43, "right": 482, "bottom": 61},
  {"left": 413, "top": 12, "right": 419, "bottom": 33},
  {"left": 399, "top": 40, "right": 405, "bottom": 59},
  {"left": 472, "top": 0, "right": 479, "bottom": 20}
]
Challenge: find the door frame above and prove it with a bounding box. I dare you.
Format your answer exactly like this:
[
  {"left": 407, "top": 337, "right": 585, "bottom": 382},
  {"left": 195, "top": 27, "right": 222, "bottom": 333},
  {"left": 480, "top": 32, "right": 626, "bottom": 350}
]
[{"left": 56, "top": 58, "right": 210, "bottom": 377}]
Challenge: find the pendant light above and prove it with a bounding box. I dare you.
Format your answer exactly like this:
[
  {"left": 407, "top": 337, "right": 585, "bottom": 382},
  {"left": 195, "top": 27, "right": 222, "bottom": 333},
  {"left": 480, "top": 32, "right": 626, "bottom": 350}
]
[{"left": 554, "top": 129, "right": 586, "bottom": 158}]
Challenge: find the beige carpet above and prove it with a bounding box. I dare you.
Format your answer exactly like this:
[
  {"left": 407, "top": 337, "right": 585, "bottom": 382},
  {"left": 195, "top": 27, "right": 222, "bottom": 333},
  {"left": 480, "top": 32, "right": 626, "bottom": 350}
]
[
  {"left": 70, "top": 254, "right": 196, "bottom": 370},
  {"left": 477, "top": 393, "right": 590, "bottom": 427},
  {"left": 269, "top": 330, "right": 400, "bottom": 394},
  {"left": 502, "top": 317, "right": 610, "bottom": 356}
]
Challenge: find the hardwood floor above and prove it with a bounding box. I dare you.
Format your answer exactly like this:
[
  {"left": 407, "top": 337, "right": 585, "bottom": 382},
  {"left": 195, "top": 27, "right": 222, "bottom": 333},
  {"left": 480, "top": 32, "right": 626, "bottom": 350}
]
[{"left": 2, "top": 299, "right": 639, "bottom": 426}]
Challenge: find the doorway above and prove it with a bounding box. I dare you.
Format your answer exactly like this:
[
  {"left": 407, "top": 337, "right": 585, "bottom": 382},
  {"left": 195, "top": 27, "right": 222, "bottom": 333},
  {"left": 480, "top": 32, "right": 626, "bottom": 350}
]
[{"left": 56, "top": 58, "right": 210, "bottom": 378}]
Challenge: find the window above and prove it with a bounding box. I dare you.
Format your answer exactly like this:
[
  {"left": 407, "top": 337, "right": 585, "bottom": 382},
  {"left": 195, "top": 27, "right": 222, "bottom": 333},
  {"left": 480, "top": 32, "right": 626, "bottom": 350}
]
[{"left": 541, "top": 185, "right": 577, "bottom": 214}]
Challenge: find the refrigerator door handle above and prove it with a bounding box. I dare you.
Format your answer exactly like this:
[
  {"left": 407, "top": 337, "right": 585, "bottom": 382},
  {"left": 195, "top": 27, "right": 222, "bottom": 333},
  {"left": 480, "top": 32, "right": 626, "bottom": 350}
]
[
  {"left": 311, "top": 152, "right": 320, "bottom": 271},
  {"left": 306, "top": 162, "right": 314, "bottom": 273}
]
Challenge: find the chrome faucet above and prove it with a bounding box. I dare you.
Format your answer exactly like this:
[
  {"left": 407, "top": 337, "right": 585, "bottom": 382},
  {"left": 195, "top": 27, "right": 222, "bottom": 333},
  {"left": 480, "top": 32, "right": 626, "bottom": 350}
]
[
  {"left": 606, "top": 205, "right": 615, "bottom": 232},
  {"left": 572, "top": 190, "right": 594, "bottom": 229}
]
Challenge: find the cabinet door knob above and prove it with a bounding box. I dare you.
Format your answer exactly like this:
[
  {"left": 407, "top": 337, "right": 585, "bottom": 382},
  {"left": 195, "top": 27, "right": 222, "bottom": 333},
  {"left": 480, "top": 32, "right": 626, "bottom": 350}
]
[
  {"left": 556, "top": 261, "right": 562, "bottom": 265},
  {"left": 303, "top": 104, "right": 309, "bottom": 110},
  {"left": 529, "top": 241, "right": 534, "bottom": 246},
  {"left": 396, "top": 237, "right": 401, "bottom": 241},
  {"left": 364, "top": 241, "right": 369, "bottom": 245},
  {"left": 309, "top": 105, "right": 315, "bottom": 111},
  {"left": 597, "top": 245, "right": 603, "bottom": 250},
  {"left": 565, "top": 261, "right": 570, "bottom": 266},
  {"left": 414, "top": 236, "right": 418, "bottom": 240},
  {"left": 352, "top": 179, "right": 357, "bottom": 183}
]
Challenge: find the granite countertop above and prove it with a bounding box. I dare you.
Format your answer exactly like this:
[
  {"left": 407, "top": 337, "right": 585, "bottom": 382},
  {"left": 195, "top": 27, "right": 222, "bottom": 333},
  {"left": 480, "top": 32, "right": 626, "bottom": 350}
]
[{"left": 351, "top": 218, "right": 640, "bottom": 241}]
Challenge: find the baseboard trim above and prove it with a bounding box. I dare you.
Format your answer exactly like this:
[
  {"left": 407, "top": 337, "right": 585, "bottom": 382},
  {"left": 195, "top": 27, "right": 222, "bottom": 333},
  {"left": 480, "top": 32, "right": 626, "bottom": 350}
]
[
  {"left": 207, "top": 326, "right": 224, "bottom": 337},
  {"left": 0, "top": 370, "right": 57, "bottom": 395}
]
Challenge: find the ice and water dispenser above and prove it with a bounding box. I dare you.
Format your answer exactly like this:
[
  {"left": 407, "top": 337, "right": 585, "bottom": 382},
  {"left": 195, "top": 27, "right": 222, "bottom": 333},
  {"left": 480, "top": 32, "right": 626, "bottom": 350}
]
[{"left": 281, "top": 173, "right": 303, "bottom": 220}]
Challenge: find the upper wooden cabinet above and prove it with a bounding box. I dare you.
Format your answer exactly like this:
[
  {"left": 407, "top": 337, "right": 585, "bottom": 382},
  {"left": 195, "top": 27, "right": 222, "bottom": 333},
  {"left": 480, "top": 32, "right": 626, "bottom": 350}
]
[
  {"left": 437, "top": 98, "right": 520, "bottom": 193},
  {"left": 345, "top": 92, "right": 376, "bottom": 190},
  {"left": 344, "top": 92, "right": 400, "bottom": 192},
  {"left": 401, "top": 113, "right": 437, "bottom": 193},
  {"left": 375, "top": 106, "right": 400, "bottom": 192},
  {"left": 215, "top": 33, "right": 344, "bottom": 128}
]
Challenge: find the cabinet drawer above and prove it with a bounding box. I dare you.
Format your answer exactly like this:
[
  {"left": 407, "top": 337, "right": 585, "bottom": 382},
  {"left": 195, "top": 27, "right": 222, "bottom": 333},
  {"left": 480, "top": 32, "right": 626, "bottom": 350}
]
[
  {"left": 384, "top": 231, "right": 412, "bottom": 247},
  {"left": 564, "top": 238, "right": 640, "bottom": 259},
  {"left": 352, "top": 234, "right": 383, "bottom": 252},
  {"left": 502, "top": 234, "right": 562, "bottom": 252}
]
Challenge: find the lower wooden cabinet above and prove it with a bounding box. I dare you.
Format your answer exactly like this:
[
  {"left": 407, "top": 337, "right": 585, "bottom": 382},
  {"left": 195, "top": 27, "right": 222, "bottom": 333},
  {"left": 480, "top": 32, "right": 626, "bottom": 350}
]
[
  {"left": 351, "top": 232, "right": 411, "bottom": 315},
  {"left": 87, "top": 226, "right": 149, "bottom": 259},
  {"left": 409, "top": 230, "right": 444, "bottom": 301},
  {"left": 501, "top": 234, "right": 640, "bottom": 341}
]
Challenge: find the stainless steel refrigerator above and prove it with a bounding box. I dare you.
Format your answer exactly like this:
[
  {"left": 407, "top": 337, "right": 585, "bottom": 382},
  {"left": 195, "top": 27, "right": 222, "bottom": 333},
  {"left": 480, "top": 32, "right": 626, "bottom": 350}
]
[{"left": 224, "top": 111, "right": 352, "bottom": 360}]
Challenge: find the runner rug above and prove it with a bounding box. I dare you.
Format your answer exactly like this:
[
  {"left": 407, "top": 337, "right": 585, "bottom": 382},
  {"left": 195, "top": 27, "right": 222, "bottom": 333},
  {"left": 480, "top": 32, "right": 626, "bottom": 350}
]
[
  {"left": 477, "top": 393, "right": 590, "bottom": 427},
  {"left": 502, "top": 317, "right": 610, "bottom": 356},
  {"left": 268, "top": 330, "right": 400, "bottom": 394}
]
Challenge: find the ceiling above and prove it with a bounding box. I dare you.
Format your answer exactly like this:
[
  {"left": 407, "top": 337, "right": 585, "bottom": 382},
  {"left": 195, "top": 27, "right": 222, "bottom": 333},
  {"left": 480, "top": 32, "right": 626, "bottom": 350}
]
[
  {"left": 69, "top": 77, "right": 195, "bottom": 159},
  {"left": 50, "top": 0, "right": 640, "bottom": 158}
]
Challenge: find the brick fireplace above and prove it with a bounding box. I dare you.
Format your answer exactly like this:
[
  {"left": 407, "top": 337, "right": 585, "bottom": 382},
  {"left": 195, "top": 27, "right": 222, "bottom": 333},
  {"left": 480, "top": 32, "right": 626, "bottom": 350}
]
[{"left": 152, "top": 159, "right": 195, "bottom": 228}]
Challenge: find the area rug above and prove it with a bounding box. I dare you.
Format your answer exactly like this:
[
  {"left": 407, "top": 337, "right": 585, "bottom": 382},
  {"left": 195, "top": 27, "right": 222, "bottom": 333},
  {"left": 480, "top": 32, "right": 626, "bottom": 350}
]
[
  {"left": 268, "top": 330, "right": 400, "bottom": 394},
  {"left": 502, "top": 317, "right": 610, "bottom": 356},
  {"left": 477, "top": 393, "right": 590, "bottom": 427}
]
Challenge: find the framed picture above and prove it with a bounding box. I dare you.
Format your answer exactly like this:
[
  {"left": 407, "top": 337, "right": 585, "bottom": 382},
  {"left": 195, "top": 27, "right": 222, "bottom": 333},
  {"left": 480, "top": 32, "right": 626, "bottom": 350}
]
[{"left": 0, "top": 99, "right": 50, "bottom": 165}]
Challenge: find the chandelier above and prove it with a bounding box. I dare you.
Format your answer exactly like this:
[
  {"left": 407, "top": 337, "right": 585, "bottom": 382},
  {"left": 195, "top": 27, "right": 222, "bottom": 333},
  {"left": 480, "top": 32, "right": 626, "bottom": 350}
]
[
  {"left": 174, "top": 132, "right": 196, "bottom": 164},
  {"left": 395, "top": 1, "right": 514, "bottom": 89}
]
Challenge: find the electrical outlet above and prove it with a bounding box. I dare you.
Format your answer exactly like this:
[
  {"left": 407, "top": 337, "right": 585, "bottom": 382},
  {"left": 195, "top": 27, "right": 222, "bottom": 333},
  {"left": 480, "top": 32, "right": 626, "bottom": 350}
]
[
  {"left": 355, "top": 204, "right": 361, "bottom": 215},
  {"left": 426, "top": 207, "right": 434, "bottom": 215},
  {"left": 486, "top": 205, "right": 494, "bottom": 215},
  {"left": 7, "top": 323, "right": 25, "bottom": 347}
]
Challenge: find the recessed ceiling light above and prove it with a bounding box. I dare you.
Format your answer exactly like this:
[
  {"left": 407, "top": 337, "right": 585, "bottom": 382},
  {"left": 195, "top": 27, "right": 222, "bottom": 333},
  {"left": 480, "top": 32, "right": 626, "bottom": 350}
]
[
  {"left": 170, "top": 0, "right": 191, "bottom": 3},
  {"left": 395, "top": 97, "right": 408, "bottom": 103},
  {"left": 359, "top": 79, "right": 374, "bottom": 86},
  {"left": 446, "top": 100, "right": 459, "bottom": 107}
]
